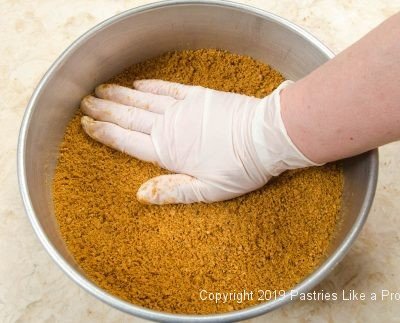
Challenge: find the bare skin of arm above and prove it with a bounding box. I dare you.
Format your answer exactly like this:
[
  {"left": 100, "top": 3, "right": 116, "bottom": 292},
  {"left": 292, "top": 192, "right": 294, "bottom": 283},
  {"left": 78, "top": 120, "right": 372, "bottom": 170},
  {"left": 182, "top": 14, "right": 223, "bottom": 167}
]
[{"left": 281, "top": 12, "right": 400, "bottom": 164}]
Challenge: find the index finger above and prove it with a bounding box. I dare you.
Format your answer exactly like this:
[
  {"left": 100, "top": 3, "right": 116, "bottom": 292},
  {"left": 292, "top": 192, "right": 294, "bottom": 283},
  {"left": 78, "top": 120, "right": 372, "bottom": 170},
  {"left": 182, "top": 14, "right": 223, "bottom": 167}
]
[{"left": 133, "top": 79, "right": 192, "bottom": 100}]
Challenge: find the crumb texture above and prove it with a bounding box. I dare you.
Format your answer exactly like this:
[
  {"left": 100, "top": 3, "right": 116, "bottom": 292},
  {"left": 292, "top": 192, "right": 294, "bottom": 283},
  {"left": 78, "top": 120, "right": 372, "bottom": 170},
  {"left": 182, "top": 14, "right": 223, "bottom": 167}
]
[{"left": 53, "top": 49, "right": 343, "bottom": 314}]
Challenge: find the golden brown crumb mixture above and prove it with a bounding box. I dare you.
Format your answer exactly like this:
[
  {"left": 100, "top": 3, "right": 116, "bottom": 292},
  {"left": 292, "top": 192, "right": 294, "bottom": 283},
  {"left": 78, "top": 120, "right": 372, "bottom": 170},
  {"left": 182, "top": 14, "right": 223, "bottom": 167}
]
[{"left": 53, "top": 49, "right": 343, "bottom": 314}]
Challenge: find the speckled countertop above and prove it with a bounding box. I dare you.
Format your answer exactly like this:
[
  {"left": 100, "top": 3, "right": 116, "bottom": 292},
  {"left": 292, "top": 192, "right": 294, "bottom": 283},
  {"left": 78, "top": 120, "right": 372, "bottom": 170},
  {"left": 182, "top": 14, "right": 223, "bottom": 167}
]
[{"left": 1, "top": 1, "right": 399, "bottom": 322}]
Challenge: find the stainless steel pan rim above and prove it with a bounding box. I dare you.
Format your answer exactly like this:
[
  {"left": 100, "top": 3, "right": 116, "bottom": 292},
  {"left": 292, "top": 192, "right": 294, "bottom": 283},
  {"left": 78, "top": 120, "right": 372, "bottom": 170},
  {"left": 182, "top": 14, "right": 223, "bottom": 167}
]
[{"left": 17, "top": 1, "right": 379, "bottom": 322}]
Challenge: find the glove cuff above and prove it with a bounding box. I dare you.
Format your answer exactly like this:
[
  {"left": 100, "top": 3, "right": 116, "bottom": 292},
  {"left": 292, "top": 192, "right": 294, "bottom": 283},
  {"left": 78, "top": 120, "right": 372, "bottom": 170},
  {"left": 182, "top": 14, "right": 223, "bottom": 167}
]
[{"left": 252, "top": 80, "right": 324, "bottom": 177}]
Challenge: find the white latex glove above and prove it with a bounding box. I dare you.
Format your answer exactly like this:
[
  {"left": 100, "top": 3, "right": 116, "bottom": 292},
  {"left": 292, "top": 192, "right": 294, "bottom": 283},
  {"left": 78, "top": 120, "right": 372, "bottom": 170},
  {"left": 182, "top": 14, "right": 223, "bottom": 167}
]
[{"left": 81, "top": 79, "right": 320, "bottom": 204}]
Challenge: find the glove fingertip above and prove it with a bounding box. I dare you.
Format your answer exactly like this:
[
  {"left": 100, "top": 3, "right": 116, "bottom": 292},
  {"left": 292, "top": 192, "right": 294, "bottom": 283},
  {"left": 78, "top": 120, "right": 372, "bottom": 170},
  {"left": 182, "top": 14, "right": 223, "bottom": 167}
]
[{"left": 136, "top": 179, "right": 177, "bottom": 205}]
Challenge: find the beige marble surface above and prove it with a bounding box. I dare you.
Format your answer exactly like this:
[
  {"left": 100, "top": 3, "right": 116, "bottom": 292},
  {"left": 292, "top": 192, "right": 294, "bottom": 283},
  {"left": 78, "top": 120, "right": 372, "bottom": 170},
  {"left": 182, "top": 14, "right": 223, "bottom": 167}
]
[{"left": 1, "top": 0, "right": 400, "bottom": 322}]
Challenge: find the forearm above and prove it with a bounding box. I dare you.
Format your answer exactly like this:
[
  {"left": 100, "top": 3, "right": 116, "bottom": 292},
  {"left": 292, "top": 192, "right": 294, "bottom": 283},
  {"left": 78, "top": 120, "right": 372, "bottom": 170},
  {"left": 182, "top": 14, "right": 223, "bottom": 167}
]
[{"left": 281, "top": 12, "right": 400, "bottom": 164}]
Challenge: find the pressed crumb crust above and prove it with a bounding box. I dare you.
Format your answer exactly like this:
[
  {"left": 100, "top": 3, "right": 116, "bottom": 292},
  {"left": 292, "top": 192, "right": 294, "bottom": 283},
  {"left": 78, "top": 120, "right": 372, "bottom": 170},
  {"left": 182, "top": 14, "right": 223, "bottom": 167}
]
[{"left": 53, "top": 49, "right": 343, "bottom": 314}]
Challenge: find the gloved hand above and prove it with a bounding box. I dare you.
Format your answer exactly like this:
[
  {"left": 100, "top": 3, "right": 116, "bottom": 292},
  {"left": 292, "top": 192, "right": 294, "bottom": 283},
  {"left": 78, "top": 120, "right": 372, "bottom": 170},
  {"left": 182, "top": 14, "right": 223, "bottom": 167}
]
[{"left": 81, "top": 79, "right": 320, "bottom": 204}]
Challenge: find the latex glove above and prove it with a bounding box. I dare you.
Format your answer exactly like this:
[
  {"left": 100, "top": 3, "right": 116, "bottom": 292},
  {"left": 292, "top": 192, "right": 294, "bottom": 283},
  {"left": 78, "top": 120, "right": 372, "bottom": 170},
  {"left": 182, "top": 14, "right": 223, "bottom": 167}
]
[{"left": 81, "top": 79, "right": 320, "bottom": 204}]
